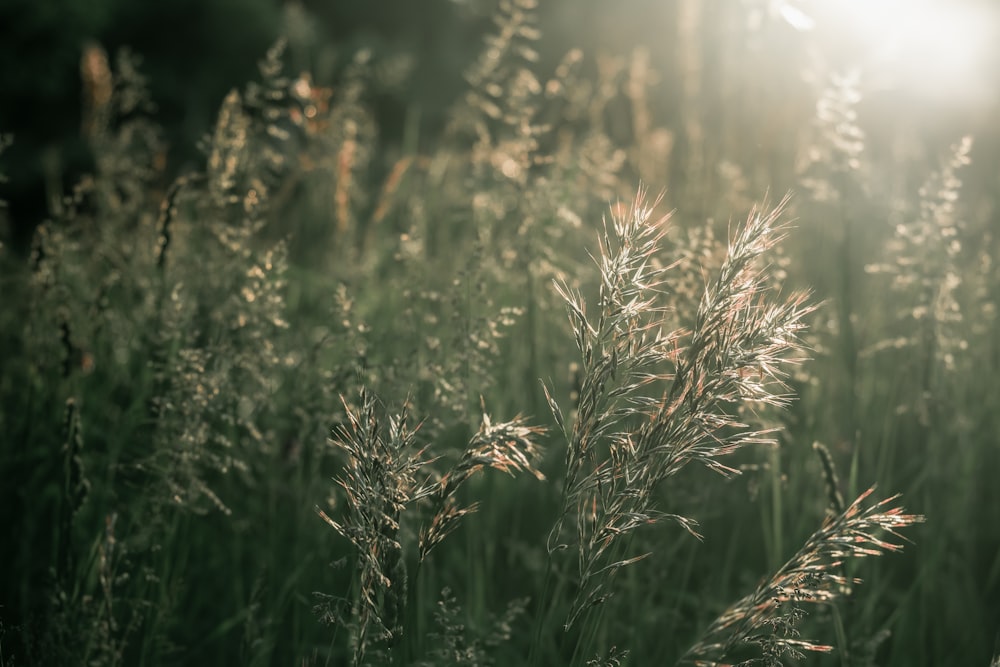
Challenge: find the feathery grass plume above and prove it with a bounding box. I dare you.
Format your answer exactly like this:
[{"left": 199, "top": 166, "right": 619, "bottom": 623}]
[
  {"left": 243, "top": 44, "right": 377, "bottom": 252},
  {"left": 451, "top": 0, "right": 543, "bottom": 168},
  {"left": 317, "top": 389, "right": 436, "bottom": 665},
  {"left": 864, "top": 136, "right": 973, "bottom": 420},
  {"left": 384, "top": 0, "right": 639, "bottom": 427},
  {"left": 20, "top": 48, "right": 164, "bottom": 383},
  {"left": 146, "top": 48, "right": 305, "bottom": 512},
  {"left": 799, "top": 70, "right": 866, "bottom": 205},
  {"left": 545, "top": 191, "right": 814, "bottom": 630},
  {"left": 205, "top": 39, "right": 316, "bottom": 223},
  {"left": 148, "top": 241, "right": 291, "bottom": 514},
  {"left": 261, "top": 51, "right": 378, "bottom": 262},
  {"left": 242, "top": 39, "right": 297, "bottom": 184},
  {"left": 443, "top": 0, "right": 552, "bottom": 247},
  {"left": 797, "top": 69, "right": 869, "bottom": 445},
  {"left": 327, "top": 49, "right": 377, "bottom": 241},
  {"left": 680, "top": 487, "right": 923, "bottom": 666},
  {"left": 207, "top": 89, "right": 253, "bottom": 212},
  {"left": 419, "top": 400, "right": 545, "bottom": 561},
  {"left": 89, "top": 48, "right": 164, "bottom": 220},
  {"left": 545, "top": 190, "right": 677, "bottom": 550}
]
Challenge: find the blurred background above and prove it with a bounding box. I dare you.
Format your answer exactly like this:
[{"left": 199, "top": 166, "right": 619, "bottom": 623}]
[{"left": 3, "top": 0, "right": 999, "bottom": 247}]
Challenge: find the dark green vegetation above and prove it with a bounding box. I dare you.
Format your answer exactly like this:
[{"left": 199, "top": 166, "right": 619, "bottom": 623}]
[{"left": 1, "top": 1, "right": 998, "bottom": 665}]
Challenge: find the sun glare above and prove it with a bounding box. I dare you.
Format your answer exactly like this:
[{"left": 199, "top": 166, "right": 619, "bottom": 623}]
[{"left": 781, "top": 0, "right": 995, "bottom": 101}]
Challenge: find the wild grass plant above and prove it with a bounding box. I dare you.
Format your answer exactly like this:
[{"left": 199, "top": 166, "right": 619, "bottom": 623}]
[{"left": 1, "top": 2, "right": 998, "bottom": 666}]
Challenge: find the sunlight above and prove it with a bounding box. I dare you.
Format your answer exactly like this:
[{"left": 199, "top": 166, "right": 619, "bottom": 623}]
[
  {"left": 779, "top": 0, "right": 994, "bottom": 99},
  {"left": 844, "top": 0, "right": 987, "bottom": 87}
]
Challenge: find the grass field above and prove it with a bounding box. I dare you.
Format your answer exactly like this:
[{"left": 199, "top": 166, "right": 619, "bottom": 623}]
[{"left": 1, "top": 2, "right": 998, "bottom": 665}]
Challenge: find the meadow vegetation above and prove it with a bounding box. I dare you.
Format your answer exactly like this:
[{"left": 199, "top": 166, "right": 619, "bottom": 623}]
[{"left": 1, "top": 1, "right": 998, "bottom": 665}]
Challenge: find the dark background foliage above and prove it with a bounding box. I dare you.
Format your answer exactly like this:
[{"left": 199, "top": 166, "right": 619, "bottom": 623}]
[{"left": 6, "top": 0, "right": 997, "bottom": 248}]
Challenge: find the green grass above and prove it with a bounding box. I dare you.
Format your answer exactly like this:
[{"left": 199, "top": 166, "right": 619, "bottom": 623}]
[{"left": 1, "top": 4, "right": 999, "bottom": 666}]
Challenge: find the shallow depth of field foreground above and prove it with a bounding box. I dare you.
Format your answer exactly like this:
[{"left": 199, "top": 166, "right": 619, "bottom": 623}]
[{"left": 1, "top": 1, "right": 998, "bottom": 665}]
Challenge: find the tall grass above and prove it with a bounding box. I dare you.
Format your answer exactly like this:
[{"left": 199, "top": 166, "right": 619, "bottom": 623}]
[{"left": 1, "top": 2, "right": 997, "bottom": 665}]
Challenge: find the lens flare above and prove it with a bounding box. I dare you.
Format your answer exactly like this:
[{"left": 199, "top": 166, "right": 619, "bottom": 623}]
[{"left": 776, "top": 0, "right": 996, "bottom": 101}]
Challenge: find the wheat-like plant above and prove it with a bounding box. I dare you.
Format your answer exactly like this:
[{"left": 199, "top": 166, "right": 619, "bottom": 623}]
[
  {"left": 543, "top": 190, "right": 814, "bottom": 636},
  {"left": 419, "top": 401, "right": 545, "bottom": 561},
  {"left": 317, "top": 389, "right": 435, "bottom": 665},
  {"left": 319, "top": 390, "right": 545, "bottom": 665},
  {"left": 680, "top": 487, "right": 924, "bottom": 666}
]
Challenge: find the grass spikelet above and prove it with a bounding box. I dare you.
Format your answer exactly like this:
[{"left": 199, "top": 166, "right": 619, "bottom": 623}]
[
  {"left": 681, "top": 487, "right": 924, "bottom": 666},
  {"left": 545, "top": 191, "right": 815, "bottom": 633},
  {"left": 419, "top": 401, "right": 545, "bottom": 561},
  {"left": 318, "top": 389, "right": 435, "bottom": 665}
]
